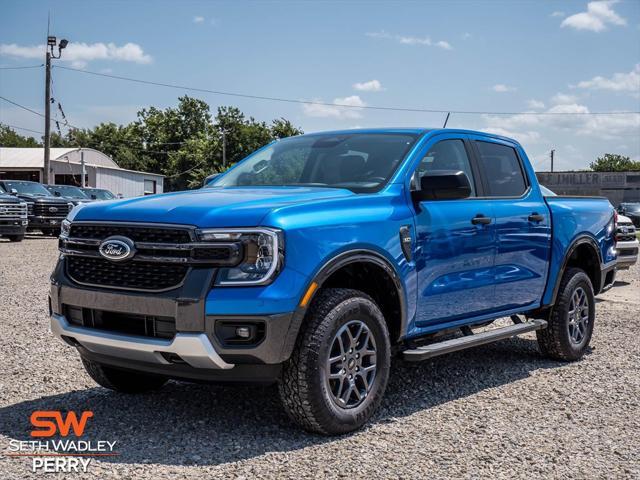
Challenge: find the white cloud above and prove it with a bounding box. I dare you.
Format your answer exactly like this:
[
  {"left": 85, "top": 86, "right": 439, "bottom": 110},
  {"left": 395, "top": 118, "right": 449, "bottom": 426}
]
[
  {"left": 574, "top": 64, "right": 640, "bottom": 93},
  {"left": 353, "top": 79, "right": 384, "bottom": 92},
  {"left": 462, "top": 32, "right": 472, "bottom": 40},
  {"left": 551, "top": 92, "right": 579, "bottom": 104},
  {"left": 366, "top": 31, "right": 453, "bottom": 50},
  {"left": 527, "top": 99, "right": 546, "bottom": 109},
  {"left": 0, "top": 42, "right": 152, "bottom": 65},
  {"left": 435, "top": 40, "right": 453, "bottom": 50},
  {"left": 551, "top": 11, "right": 565, "bottom": 18},
  {"left": 561, "top": 1, "right": 626, "bottom": 32},
  {"left": 303, "top": 96, "right": 366, "bottom": 119},
  {"left": 492, "top": 84, "right": 516, "bottom": 93},
  {"left": 193, "top": 16, "right": 205, "bottom": 23}
]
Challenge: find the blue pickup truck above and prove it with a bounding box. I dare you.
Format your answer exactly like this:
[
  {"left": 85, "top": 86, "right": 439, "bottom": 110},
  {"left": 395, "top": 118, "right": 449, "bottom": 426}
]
[{"left": 50, "top": 128, "right": 617, "bottom": 434}]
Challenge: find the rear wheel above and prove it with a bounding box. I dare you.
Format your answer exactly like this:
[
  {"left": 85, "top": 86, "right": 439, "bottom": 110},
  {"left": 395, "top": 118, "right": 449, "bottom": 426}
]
[
  {"left": 81, "top": 358, "right": 168, "bottom": 393},
  {"left": 279, "top": 288, "right": 391, "bottom": 435},
  {"left": 537, "top": 267, "right": 595, "bottom": 361}
]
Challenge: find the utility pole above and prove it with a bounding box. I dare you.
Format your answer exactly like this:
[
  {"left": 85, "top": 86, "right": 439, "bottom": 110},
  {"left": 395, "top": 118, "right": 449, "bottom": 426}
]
[
  {"left": 550, "top": 149, "right": 555, "bottom": 173},
  {"left": 43, "top": 35, "right": 68, "bottom": 185}
]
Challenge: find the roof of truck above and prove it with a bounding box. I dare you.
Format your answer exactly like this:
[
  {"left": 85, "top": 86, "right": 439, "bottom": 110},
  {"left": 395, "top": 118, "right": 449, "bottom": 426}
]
[{"left": 298, "top": 128, "right": 521, "bottom": 145}]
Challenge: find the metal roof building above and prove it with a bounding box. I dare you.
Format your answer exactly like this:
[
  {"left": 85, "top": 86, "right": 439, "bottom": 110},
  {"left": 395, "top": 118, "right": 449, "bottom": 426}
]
[{"left": 0, "top": 147, "right": 164, "bottom": 198}]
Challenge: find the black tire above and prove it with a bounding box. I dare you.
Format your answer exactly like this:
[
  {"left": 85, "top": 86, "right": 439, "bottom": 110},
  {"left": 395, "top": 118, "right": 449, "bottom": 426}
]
[
  {"left": 279, "top": 288, "right": 391, "bottom": 435},
  {"left": 81, "top": 358, "right": 168, "bottom": 393},
  {"left": 7, "top": 234, "right": 24, "bottom": 242},
  {"left": 537, "top": 267, "right": 595, "bottom": 361}
]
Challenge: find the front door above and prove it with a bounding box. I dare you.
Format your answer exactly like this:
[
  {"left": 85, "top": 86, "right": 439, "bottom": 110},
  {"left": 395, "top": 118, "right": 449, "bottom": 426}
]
[{"left": 411, "top": 135, "right": 497, "bottom": 330}]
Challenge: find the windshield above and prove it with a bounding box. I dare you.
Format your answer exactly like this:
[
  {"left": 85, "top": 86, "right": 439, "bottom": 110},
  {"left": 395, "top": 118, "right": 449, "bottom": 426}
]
[
  {"left": 623, "top": 203, "right": 640, "bottom": 212},
  {"left": 208, "top": 133, "right": 419, "bottom": 193},
  {"left": 84, "top": 188, "right": 115, "bottom": 200},
  {"left": 47, "top": 185, "right": 89, "bottom": 199},
  {"left": 2, "top": 181, "right": 52, "bottom": 197},
  {"left": 0, "top": 185, "right": 5, "bottom": 193}
]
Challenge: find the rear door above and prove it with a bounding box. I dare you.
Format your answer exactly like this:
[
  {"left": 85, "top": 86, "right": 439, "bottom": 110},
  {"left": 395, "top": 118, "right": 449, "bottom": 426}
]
[
  {"left": 410, "top": 134, "right": 498, "bottom": 329},
  {"left": 469, "top": 135, "right": 551, "bottom": 310}
]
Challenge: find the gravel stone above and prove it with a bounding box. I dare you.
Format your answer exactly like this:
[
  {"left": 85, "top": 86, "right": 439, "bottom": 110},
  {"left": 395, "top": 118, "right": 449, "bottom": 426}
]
[{"left": 1, "top": 234, "right": 638, "bottom": 479}]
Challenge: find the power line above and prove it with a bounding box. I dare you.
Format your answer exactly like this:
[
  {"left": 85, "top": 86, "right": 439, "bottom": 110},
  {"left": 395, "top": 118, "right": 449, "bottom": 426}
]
[
  {"left": 0, "top": 64, "right": 44, "bottom": 70},
  {"left": 0, "top": 95, "right": 46, "bottom": 118},
  {"left": 0, "top": 123, "right": 44, "bottom": 135},
  {"left": 55, "top": 65, "right": 640, "bottom": 116}
]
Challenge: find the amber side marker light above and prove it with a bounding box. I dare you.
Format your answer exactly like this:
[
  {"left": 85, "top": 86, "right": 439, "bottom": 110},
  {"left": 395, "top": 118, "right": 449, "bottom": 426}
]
[{"left": 300, "top": 282, "right": 318, "bottom": 307}]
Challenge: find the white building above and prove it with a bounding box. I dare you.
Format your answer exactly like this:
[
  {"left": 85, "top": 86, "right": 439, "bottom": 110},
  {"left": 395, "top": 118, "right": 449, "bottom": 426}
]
[{"left": 0, "top": 147, "right": 164, "bottom": 198}]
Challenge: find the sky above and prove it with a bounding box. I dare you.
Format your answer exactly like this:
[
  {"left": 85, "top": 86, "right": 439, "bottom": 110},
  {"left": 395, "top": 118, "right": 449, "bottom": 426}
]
[{"left": 0, "top": 0, "right": 639, "bottom": 171}]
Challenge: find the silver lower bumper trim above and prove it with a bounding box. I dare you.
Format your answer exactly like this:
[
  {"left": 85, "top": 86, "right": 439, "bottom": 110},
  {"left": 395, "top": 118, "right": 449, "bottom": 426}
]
[{"left": 51, "top": 314, "right": 234, "bottom": 370}]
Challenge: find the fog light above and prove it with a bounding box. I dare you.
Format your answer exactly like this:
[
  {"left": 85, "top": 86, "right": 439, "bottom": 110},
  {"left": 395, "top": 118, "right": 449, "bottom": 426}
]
[{"left": 236, "top": 326, "right": 251, "bottom": 339}]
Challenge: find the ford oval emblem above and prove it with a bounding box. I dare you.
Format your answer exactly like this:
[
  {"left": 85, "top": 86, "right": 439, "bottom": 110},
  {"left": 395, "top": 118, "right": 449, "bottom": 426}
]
[
  {"left": 49, "top": 206, "right": 59, "bottom": 213},
  {"left": 0, "top": 207, "right": 7, "bottom": 214},
  {"left": 98, "top": 236, "right": 136, "bottom": 262}
]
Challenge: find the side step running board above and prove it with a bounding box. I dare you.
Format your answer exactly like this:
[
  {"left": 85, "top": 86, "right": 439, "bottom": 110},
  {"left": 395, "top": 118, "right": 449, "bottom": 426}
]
[{"left": 403, "top": 319, "right": 548, "bottom": 362}]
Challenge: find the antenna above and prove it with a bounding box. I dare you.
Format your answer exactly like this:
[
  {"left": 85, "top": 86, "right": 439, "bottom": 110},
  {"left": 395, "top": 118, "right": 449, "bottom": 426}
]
[{"left": 442, "top": 112, "right": 451, "bottom": 128}]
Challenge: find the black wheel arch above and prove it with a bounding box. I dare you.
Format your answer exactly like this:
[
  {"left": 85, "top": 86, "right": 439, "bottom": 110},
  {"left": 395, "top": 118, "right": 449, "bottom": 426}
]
[
  {"left": 549, "top": 235, "right": 603, "bottom": 305},
  {"left": 279, "top": 249, "right": 408, "bottom": 361}
]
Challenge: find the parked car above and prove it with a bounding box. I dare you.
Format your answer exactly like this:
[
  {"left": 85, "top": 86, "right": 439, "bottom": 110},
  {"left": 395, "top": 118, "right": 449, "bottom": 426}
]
[
  {"left": 45, "top": 184, "right": 93, "bottom": 206},
  {"left": 617, "top": 202, "right": 640, "bottom": 227},
  {"left": 0, "top": 184, "right": 28, "bottom": 242},
  {"left": 615, "top": 214, "right": 638, "bottom": 270},
  {"left": 51, "top": 128, "right": 617, "bottom": 434},
  {"left": 80, "top": 187, "right": 116, "bottom": 201},
  {"left": 0, "top": 180, "right": 73, "bottom": 236}
]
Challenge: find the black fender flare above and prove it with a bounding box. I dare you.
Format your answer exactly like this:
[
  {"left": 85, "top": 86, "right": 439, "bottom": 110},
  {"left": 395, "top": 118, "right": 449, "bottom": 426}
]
[
  {"left": 279, "top": 249, "right": 408, "bottom": 360},
  {"left": 548, "top": 235, "right": 602, "bottom": 305}
]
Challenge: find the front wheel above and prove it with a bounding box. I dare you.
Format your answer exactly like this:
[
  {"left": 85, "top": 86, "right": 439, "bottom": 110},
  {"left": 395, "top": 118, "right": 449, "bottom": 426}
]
[
  {"left": 7, "top": 234, "right": 24, "bottom": 242},
  {"left": 279, "top": 288, "right": 391, "bottom": 435},
  {"left": 537, "top": 267, "right": 595, "bottom": 361}
]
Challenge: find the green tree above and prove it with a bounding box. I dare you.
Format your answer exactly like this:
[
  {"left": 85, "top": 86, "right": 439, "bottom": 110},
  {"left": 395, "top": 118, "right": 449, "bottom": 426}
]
[
  {"left": 590, "top": 153, "right": 640, "bottom": 172},
  {"left": 0, "top": 125, "right": 41, "bottom": 147}
]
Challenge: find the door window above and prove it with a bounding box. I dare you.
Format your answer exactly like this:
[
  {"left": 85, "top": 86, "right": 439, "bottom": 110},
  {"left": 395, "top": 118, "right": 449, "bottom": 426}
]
[
  {"left": 475, "top": 141, "right": 527, "bottom": 197},
  {"left": 413, "top": 139, "right": 476, "bottom": 196}
]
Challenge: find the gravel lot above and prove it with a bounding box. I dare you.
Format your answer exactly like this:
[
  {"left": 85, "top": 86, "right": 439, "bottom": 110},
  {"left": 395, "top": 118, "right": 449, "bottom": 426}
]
[{"left": 1, "top": 234, "right": 639, "bottom": 479}]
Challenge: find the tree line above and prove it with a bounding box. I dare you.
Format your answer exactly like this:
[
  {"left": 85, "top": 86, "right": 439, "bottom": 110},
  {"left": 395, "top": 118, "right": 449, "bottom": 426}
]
[{"left": 0, "top": 96, "right": 303, "bottom": 191}]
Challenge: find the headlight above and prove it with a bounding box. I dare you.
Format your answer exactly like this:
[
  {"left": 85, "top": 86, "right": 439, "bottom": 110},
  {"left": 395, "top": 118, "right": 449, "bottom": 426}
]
[
  {"left": 196, "top": 228, "right": 283, "bottom": 286},
  {"left": 60, "top": 219, "right": 71, "bottom": 237}
]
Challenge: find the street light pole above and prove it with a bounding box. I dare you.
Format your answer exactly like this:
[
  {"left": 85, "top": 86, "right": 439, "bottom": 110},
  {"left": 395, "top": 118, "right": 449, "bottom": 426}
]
[{"left": 43, "top": 35, "right": 68, "bottom": 185}]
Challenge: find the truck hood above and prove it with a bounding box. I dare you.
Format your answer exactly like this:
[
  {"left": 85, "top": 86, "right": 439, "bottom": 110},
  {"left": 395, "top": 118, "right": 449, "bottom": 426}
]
[{"left": 70, "top": 187, "right": 355, "bottom": 227}]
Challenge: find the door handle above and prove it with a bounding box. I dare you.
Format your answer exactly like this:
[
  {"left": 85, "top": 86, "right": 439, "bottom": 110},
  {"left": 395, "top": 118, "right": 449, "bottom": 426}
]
[
  {"left": 528, "top": 213, "right": 544, "bottom": 223},
  {"left": 471, "top": 214, "right": 492, "bottom": 225}
]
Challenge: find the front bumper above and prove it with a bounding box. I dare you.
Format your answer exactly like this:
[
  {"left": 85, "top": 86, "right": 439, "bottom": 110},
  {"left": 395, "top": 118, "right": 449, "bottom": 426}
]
[
  {"left": 615, "top": 240, "right": 639, "bottom": 269},
  {"left": 50, "top": 256, "right": 300, "bottom": 381},
  {"left": 0, "top": 218, "right": 27, "bottom": 234},
  {"left": 51, "top": 313, "right": 233, "bottom": 369},
  {"left": 28, "top": 215, "right": 66, "bottom": 229}
]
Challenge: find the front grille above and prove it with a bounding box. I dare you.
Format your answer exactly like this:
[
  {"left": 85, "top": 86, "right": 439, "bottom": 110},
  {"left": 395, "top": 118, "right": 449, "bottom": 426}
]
[
  {"left": 618, "top": 247, "right": 638, "bottom": 257},
  {"left": 33, "top": 202, "right": 70, "bottom": 218},
  {"left": 69, "top": 224, "right": 192, "bottom": 243},
  {"left": 616, "top": 224, "right": 637, "bottom": 242},
  {"left": 64, "top": 304, "right": 176, "bottom": 339},
  {"left": 0, "top": 203, "right": 26, "bottom": 218},
  {"left": 66, "top": 256, "right": 189, "bottom": 291}
]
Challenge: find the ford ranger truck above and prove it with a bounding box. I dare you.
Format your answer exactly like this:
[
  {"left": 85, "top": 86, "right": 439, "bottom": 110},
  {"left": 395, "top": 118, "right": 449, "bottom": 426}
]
[{"left": 50, "top": 129, "right": 617, "bottom": 434}]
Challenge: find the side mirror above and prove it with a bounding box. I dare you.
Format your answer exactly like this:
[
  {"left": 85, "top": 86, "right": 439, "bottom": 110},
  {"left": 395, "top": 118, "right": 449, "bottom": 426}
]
[
  {"left": 90, "top": 194, "right": 97, "bottom": 200},
  {"left": 412, "top": 170, "right": 471, "bottom": 201},
  {"left": 54, "top": 191, "right": 61, "bottom": 197},
  {"left": 10, "top": 188, "right": 18, "bottom": 195}
]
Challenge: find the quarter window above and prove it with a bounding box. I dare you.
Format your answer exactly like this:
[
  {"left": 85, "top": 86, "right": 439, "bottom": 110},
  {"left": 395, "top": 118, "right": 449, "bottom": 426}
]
[
  {"left": 414, "top": 139, "right": 476, "bottom": 196},
  {"left": 475, "top": 141, "right": 527, "bottom": 197}
]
